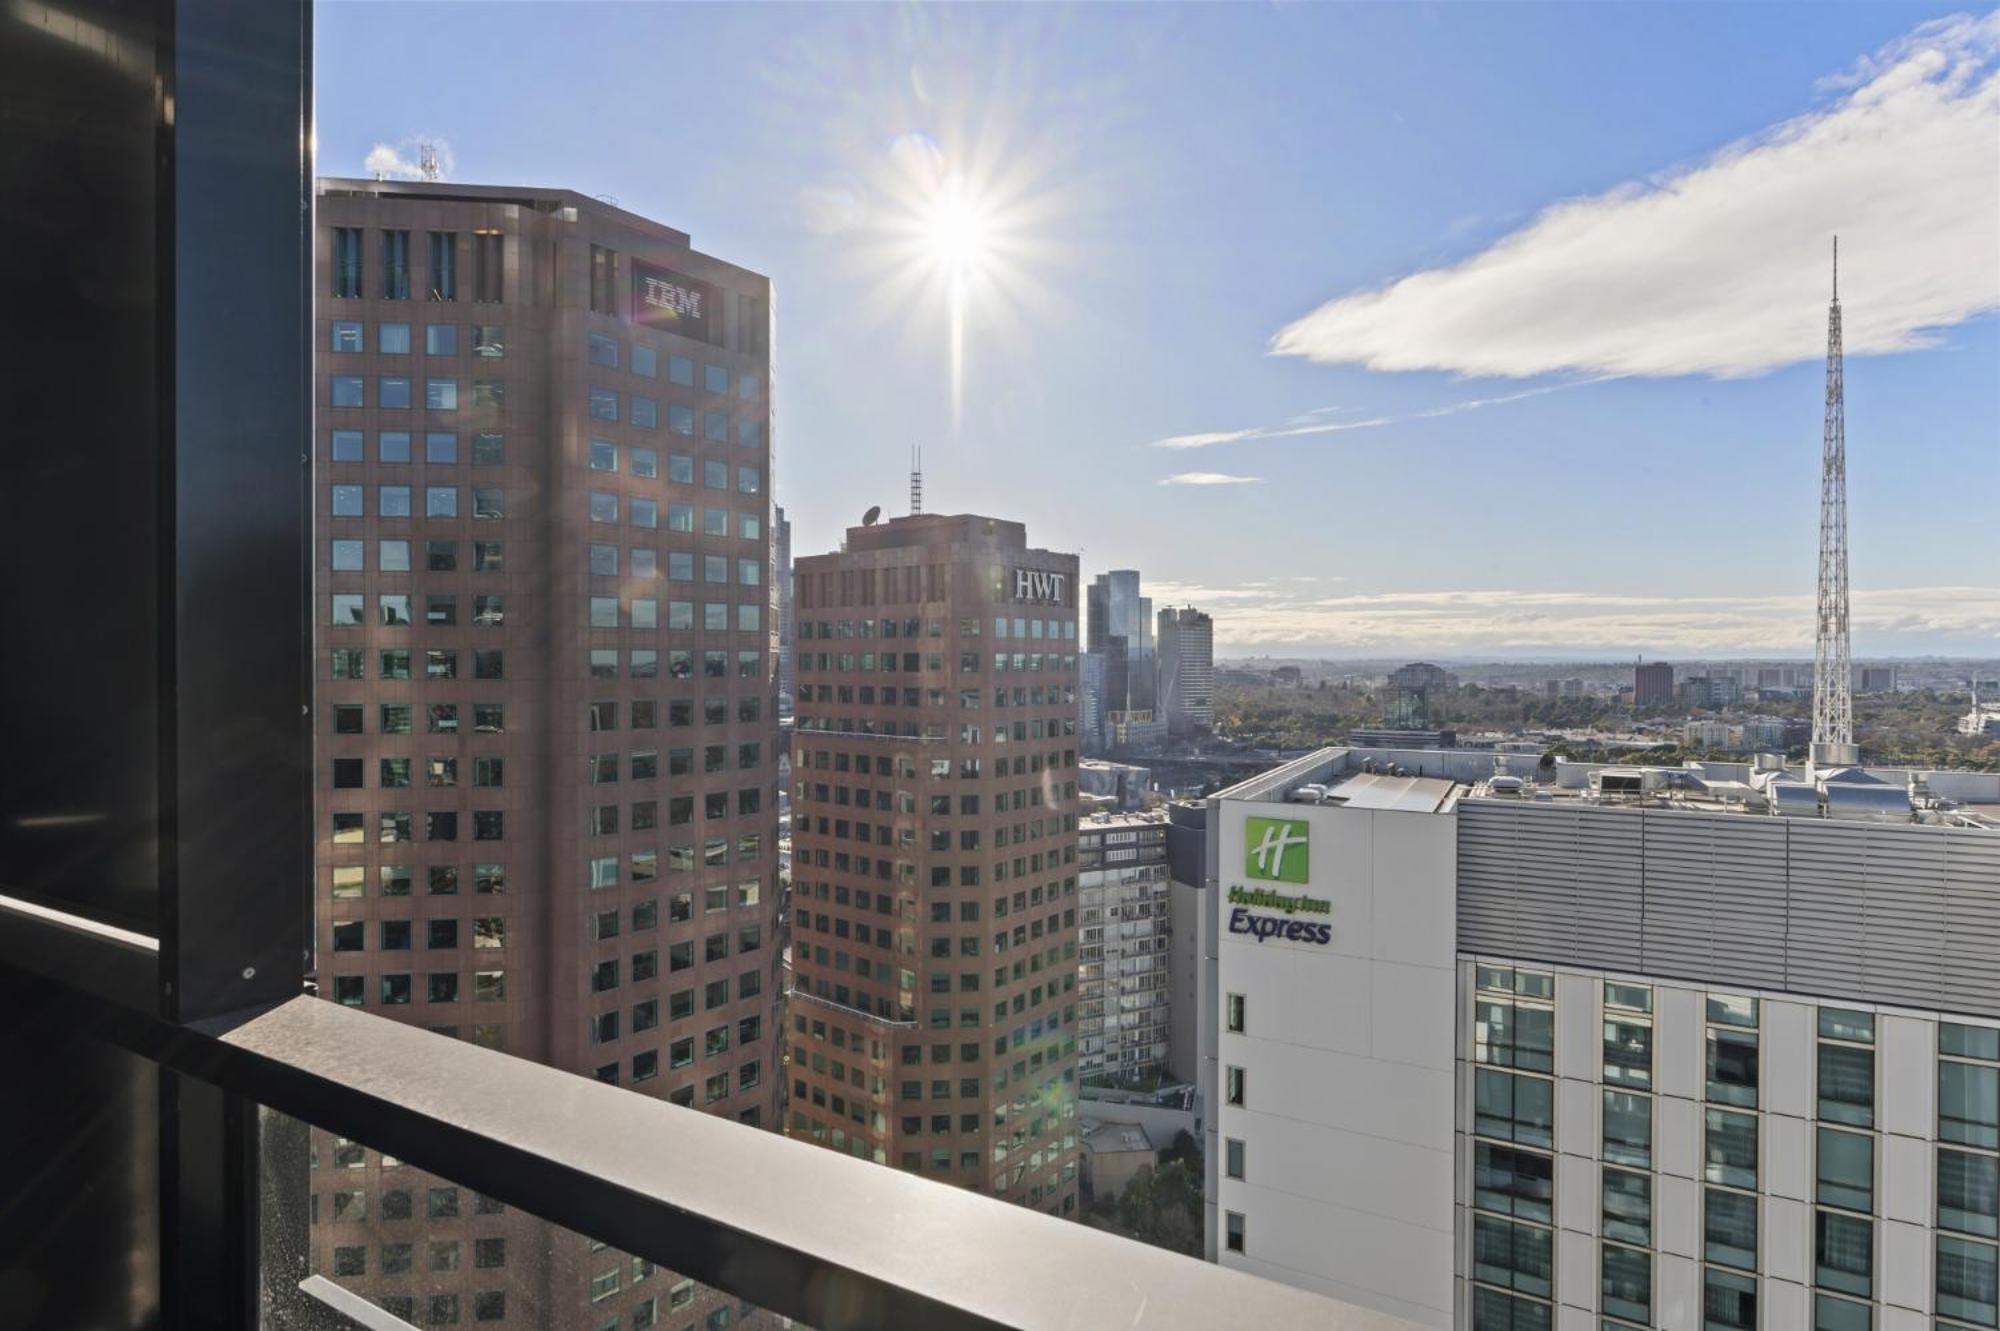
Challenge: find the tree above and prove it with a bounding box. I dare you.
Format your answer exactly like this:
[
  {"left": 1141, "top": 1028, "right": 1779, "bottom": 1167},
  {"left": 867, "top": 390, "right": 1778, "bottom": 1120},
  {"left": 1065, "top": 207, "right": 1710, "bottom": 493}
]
[{"left": 1116, "top": 1159, "right": 1203, "bottom": 1256}]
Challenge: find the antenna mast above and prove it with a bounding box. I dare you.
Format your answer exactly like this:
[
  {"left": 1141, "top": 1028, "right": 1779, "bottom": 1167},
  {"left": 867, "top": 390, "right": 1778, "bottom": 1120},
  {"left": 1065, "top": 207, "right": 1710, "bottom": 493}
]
[
  {"left": 909, "top": 445, "right": 924, "bottom": 516},
  {"left": 1812, "top": 236, "right": 1856, "bottom": 766}
]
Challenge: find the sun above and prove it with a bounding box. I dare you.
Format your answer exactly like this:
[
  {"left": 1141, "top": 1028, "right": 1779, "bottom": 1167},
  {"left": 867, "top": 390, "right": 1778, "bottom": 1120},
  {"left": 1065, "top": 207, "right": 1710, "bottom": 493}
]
[{"left": 918, "top": 176, "right": 991, "bottom": 279}]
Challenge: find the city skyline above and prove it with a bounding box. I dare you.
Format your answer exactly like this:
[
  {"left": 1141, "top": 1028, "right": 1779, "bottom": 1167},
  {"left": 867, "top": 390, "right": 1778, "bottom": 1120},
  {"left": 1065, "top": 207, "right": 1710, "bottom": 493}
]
[{"left": 317, "top": 3, "right": 2000, "bottom": 655}]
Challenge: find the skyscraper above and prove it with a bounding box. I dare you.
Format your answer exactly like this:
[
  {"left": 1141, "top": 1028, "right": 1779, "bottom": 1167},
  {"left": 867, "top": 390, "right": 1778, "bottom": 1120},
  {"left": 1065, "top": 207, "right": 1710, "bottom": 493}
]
[
  {"left": 776, "top": 504, "right": 794, "bottom": 713},
  {"left": 313, "top": 178, "right": 780, "bottom": 1327},
  {"left": 1634, "top": 660, "right": 1675, "bottom": 707},
  {"left": 786, "top": 512, "right": 1083, "bottom": 1217},
  {"left": 1087, "top": 570, "right": 1156, "bottom": 712},
  {"left": 1157, "top": 605, "right": 1216, "bottom": 737}
]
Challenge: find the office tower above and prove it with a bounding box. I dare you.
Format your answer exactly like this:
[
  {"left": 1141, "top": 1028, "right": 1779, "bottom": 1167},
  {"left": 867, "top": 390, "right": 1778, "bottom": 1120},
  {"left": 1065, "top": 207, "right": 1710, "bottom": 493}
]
[
  {"left": 786, "top": 513, "right": 1084, "bottom": 1217},
  {"left": 1077, "top": 810, "right": 1172, "bottom": 1085},
  {"left": 1857, "top": 665, "right": 1897, "bottom": 695},
  {"left": 776, "top": 504, "right": 795, "bottom": 713},
  {"left": 1158, "top": 606, "right": 1217, "bottom": 737},
  {"left": 314, "top": 179, "right": 780, "bottom": 1327},
  {"left": 1201, "top": 743, "right": 2000, "bottom": 1329},
  {"left": 1079, "top": 651, "right": 1107, "bottom": 753},
  {"left": 1088, "top": 570, "right": 1156, "bottom": 713},
  {"left": 1634, "top": 660, "right": 1675, "bottom": 707}
]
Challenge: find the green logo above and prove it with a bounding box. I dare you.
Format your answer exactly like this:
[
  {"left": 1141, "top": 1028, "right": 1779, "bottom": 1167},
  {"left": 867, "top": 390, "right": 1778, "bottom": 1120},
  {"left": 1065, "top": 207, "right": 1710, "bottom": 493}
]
[{"left": 1245, "top": 817, "right": 1310, "bottom": 884}]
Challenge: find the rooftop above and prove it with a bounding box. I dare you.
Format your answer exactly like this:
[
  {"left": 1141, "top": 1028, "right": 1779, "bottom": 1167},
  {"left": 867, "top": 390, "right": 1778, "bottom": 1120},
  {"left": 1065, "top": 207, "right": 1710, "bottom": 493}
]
[{"left": 1221, "top": 745, "right": 2000, "bottom": 830}]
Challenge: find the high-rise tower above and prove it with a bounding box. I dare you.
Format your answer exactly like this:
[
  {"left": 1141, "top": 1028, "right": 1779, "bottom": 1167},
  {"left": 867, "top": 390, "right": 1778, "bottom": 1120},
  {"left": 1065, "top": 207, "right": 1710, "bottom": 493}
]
[{"left": 1812, "top": 237, "right": 1857, "bottom": 766}]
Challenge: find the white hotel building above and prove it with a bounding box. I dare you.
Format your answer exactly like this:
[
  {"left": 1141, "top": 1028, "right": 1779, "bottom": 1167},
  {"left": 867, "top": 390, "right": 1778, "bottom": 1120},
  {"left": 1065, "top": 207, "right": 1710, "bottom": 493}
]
[{"left": 1200, "top": 746, "right": 2000, "bottom": 1331}]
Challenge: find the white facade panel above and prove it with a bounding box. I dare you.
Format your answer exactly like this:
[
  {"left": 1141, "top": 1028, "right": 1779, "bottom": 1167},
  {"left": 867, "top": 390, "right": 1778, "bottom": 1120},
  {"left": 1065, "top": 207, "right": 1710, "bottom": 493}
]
[
  {"left": 1880, "top": 1014, "right": 1936, "bottom": 1140},
  {"left": 1763, "top": 999, "right": 1813, "bottom": 1119},
  {"left": 1211, "top": 796, "right": 1458, "bottom": 1329}
]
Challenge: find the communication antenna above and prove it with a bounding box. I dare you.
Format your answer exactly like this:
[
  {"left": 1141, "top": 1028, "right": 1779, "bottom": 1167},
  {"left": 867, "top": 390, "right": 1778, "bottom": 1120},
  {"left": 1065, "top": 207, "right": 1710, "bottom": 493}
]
[
  {"left": 417, "top": 140, "right": 441, "bottom": 182},
  {"left": 909, "top": 444, "right": 924, "bottom": 516},
  {"left": 1811, "top": 235, "right": 1856, "bottom": 767}
]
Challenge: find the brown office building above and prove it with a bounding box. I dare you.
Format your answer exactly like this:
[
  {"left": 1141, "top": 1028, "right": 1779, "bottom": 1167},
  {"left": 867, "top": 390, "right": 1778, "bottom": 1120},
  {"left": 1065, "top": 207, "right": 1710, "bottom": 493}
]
[
  {"left": 786, "top": 514, "right": 1084, "bottom": 1218},
  {"left": 312, "top": 179, "right": 781, "bottom": 1328}
]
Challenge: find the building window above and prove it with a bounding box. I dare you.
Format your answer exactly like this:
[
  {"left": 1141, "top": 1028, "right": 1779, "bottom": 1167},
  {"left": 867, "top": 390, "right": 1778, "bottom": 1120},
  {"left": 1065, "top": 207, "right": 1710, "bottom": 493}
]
[
  {"left": 1470, "top": 1214, "right": 1550, "bottom": 1299},
  {"left": 589, "top": 244, "right": 616, "bottom": 314},
  {"left": 332, "top": 227, "right": 363, "bottom": 298},
  {"left": 1473, "top": 1068, "right": 1552, "bottom": 1148},
  {"left": 1940, "top": 1234, "right": 2000, "bottom": 1327},
  {"left": 1601, "top": 1244, "right": 1649, "bottom": 1326},
  {"left": 1224, "top": 1138, "right": 1244, "bottom": 1180},
  {"left": 1818, "top": 1008, "right": 1875, "bottom": 1127},
  {"left": 1223, "top": 1211, "right": 1244, "bottom": 1254},
  {"left": 428, "top": 231, "right": 457, "bottom": 301},
  {"left": 1224, "top": 1065, "right": 1244, "bottom": 1107},
  {"left": 1704, "top": 1187, "right": 1757, "bottom": 1270},
  {"left": 473, "top": 230, "right": 504, "bottom": 303},
  {"left": 1942, "top": 1027, "right": 2000, "bottom": 1328},
  {"left": 382, "top": 229, "right": 411, "bottom": 300},
  {"left": 1705, "top": 995, "right": 1759, "bottom": 1108},
  {"left": 1604, "top": 983, "right": 1652, "bottom": 1089},
  {"left": 1474, "top": 966, "right": 1553, "bottom": 1072}
]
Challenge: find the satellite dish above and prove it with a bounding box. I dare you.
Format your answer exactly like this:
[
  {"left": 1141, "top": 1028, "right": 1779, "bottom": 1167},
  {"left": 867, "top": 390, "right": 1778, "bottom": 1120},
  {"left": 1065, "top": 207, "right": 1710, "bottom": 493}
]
[{"left": 862, "top": 505, "right": 882, "bottom": 527}]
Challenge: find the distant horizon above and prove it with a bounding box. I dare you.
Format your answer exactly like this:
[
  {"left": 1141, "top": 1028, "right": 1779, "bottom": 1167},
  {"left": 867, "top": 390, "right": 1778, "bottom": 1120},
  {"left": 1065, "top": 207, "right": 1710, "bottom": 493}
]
[{"left": 1215, "top": 652, "right": 2000, "bottom": 667}]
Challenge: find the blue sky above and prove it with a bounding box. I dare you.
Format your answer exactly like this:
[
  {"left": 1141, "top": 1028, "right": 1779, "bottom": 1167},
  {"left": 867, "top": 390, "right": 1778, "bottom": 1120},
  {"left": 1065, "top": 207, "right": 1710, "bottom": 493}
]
[{"left": 318, "top": 2, "right": 1999, "bottom": 658}]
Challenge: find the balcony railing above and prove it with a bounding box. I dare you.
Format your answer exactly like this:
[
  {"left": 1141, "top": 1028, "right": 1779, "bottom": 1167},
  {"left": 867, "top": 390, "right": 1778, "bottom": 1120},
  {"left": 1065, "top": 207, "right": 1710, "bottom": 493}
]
[{"left": 2, "top": 893, "right": 1419, "bottom": 1331}]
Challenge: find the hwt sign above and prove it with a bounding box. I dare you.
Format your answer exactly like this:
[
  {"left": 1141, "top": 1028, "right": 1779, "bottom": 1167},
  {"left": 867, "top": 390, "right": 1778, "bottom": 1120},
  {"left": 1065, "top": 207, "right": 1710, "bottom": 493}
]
[{"left": 1014, "top": 569, "right": 1066, "bottom": 603}]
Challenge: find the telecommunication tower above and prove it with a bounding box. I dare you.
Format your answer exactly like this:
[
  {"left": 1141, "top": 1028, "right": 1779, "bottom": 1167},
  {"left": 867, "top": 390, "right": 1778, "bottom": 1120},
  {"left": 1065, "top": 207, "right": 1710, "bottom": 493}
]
[{"left": 1811, "top": 237, "right": 1857, "bottom": 767}]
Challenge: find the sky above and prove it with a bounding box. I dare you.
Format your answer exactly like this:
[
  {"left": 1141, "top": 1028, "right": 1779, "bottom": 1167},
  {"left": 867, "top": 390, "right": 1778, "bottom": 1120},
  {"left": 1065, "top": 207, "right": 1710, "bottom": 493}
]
[{"left": 318, "top": 2, "right": 2000, "bottom": 660}]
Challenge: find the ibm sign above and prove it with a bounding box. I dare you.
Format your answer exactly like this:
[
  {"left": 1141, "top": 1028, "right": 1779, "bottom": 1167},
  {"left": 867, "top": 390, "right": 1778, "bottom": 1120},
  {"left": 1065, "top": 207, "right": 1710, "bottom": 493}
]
[
  {"left": 1013, "top": 569, "right": 1067, "bottom": 604},
  {"left": 631, "top": 259, "right": 714, "bottom": 340}
]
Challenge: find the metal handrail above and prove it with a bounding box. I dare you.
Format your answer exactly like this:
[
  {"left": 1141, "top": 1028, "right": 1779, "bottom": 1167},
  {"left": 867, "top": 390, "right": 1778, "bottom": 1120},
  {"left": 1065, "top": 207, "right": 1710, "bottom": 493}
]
[{"left": 0, "top": 896, "right": 1420, "bottom": 1331}]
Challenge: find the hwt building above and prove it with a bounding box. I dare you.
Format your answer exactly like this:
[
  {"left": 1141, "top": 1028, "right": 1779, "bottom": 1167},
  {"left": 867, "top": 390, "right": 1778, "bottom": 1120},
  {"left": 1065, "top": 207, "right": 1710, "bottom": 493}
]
[{"left": 786, "top": 513, "right": 1085, "bottom": 1217}]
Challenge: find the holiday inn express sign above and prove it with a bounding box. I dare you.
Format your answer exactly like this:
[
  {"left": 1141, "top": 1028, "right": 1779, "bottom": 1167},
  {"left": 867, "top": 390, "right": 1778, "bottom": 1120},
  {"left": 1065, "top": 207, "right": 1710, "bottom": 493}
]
[
  {"left": 1245, "top": 817, "right": 1309, "bottom": 883},
  {"left": 1229, "top": 816, "right": 1333, "bottom": 945}
]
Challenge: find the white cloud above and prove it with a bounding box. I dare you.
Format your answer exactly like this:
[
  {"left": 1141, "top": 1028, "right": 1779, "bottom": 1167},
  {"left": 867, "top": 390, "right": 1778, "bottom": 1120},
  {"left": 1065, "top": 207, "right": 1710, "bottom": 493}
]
[
  {"left": 1144, "top": 582, "right": 2000, "bottom": 655},
  {"left": 1159, "top": 471, "right": 1262, "bottom": 486},
  {"left": 1146, "top": 377, "right": 1609, "bottom": 450},
  {"left": 1270, "top": 12, "right": 2000, "bottom": 379},
  {"left": 364, "top": 138, "right": 454, "bottom": 182}
]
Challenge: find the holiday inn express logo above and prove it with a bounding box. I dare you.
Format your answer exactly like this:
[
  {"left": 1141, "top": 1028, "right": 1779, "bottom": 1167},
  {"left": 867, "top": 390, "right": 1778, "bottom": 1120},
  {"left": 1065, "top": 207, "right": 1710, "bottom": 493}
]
[{"left": 1245, "top": 817, "right": 1309, "bottom": 884}]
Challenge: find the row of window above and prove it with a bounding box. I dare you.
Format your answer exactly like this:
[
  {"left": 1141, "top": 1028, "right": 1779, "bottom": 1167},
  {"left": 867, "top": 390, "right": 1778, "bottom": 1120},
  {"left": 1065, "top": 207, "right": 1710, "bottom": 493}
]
[
  {"left": 587, "top": 697, "right": 762, "bottom": 730},
  {"left": 801, "top": 616, "right": 1076, "bottom": 643},
  {"left": 585, "top": 332, "right": 758, "bottom": 399},
  {"left": 586, "top": 387, "right": 762, "bottom": 447},
  {"left": 585, "top": 837, "right": 765, "bottom": 884},
  {"left": 330, "top": 374, "right": 503, "bottom": 411},
  {"left": 330, "top": 483, "right": 504, "bottom": 519},
  {"left": 332, "top": 811, "right": 504, "bottom": 844},
  {"left": 799, "top": 653, "right": 1079, "bottom": 676},
  {"left": 329, "top": 539, "right": 504, "bottom": 573},
  {"left": 329, "top": 227, "right": 501, "bottom": 303},
  {"left": 329, "top": 320, "right": 503, "bottom": 358},
  {"left": 330, "top": 429, "right": 509, "bottom": 465},
  {"left": 587, "top": 549, "right": 760, "bottom": 585}
]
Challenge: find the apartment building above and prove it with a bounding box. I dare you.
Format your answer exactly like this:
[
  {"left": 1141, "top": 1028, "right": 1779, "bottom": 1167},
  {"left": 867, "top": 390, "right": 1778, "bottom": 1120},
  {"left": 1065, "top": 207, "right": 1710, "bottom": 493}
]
[
  {"left": 1078, "top": 810, "right": 1173, "bottom": 1085},
  {"left": 1157, "top": 605, "right": 1216, "bottom": 738},
  {"left": 785, "top": 513, "right": 1085, "bottom": 1216}
]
